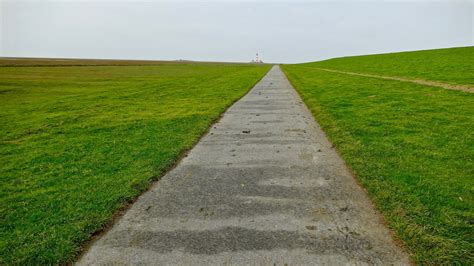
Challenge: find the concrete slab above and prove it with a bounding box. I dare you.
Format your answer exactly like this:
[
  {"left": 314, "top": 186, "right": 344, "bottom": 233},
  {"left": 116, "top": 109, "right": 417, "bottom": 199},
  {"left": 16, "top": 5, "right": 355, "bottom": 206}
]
[{"left": 78, "top": 66, "right": 409, "bottom": 265}]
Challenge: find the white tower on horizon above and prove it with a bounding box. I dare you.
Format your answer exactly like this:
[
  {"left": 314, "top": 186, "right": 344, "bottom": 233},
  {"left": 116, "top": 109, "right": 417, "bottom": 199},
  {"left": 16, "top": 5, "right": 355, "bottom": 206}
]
[{"left": 254, "top": 53, "right": 263, "bottom": 63}]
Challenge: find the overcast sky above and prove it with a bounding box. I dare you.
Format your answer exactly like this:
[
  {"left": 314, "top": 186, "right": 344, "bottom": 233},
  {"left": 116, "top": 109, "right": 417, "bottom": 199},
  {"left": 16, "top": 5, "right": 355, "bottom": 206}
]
[{"left": 1, "top": 0, "right": 473, "bottom": 63}]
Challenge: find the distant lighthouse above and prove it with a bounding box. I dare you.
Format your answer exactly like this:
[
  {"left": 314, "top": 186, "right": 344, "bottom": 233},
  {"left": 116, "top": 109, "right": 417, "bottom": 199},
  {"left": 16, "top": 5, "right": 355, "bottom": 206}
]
[{"left": 252, "top": 53, "right": 263, "bottom": 64}]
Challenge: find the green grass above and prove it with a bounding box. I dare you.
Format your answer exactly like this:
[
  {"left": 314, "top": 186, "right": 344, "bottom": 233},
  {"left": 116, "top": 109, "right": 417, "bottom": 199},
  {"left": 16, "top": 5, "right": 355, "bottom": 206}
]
[
  {"left": 0, "top": 62, "right": 270, "bottom": 264},
  {"left": 303, "top": 46, "right": 474, "bottom": 86},
  {"left": 282, "top": 63, "right": 473, "bottom": 264}
]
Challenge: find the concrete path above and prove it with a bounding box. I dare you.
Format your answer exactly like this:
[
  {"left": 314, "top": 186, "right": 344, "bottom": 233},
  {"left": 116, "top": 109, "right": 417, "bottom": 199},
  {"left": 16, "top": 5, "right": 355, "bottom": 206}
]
[{"left": 79, "top": 66, "right": 409, "bottom": 265}]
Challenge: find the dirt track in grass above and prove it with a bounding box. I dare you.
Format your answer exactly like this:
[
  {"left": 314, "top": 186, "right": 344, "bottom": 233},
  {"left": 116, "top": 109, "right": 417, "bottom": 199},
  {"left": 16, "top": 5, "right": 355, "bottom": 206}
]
[{"left": 313, "top": 67, "right": 474, "bottom": 93}]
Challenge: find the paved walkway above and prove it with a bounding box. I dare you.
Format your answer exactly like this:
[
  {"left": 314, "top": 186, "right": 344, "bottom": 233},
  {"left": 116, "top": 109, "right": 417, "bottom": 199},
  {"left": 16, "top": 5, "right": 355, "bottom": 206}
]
[{"left": 79, "top": 66, "right": 409, "bottom": 265}]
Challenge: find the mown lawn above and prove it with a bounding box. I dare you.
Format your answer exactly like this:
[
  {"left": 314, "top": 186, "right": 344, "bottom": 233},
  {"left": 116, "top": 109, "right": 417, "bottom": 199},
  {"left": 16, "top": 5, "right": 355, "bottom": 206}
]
[
  {"left": 0, "top": 62, "right": 270, "bottom": 264},
  {"left": 282, "top": 65, "right": 473, "bottom": 264},
  {"left": 304, "top": 46, "right": 474, "bottom": 86}
]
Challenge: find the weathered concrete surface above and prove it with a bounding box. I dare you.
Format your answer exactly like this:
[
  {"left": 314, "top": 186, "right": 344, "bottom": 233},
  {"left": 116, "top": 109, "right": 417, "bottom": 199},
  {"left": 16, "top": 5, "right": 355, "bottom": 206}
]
[{"left": 78, "top": 66, "right": 409, "bottom": 265}]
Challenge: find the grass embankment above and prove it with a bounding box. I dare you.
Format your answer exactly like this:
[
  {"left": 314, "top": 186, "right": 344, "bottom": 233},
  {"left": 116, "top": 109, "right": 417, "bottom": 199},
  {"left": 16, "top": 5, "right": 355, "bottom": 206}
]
[
  {"left": 0, "top": 62, "right": 270, "bottom": 264},
  {"left": 303, "top": 46, "right": 474, "bottom": 86},
  {"left": 0, "top": 57, "right": 209, "bottom": 67},
  {"left": 282, "top": 48, "right": 473, "bottom": 264}
]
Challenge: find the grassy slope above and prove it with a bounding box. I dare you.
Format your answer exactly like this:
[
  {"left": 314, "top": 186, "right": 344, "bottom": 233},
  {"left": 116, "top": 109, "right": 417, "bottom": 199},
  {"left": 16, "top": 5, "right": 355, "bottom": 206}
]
[
  {"left": 302, "top": 46, "right": 474, "bottom": 86},
  {"left": 282, "top": 54, "right": 473, "bottom": 263},
  {"left": 0, "top": 63, "right": 270, "bottom": 264}
]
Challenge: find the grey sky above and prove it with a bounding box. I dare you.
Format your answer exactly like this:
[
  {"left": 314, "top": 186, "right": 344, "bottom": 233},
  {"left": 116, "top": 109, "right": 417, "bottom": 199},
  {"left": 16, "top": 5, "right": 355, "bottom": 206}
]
[{"left": 1, "top": 0, "right": 473, "bottom": 63}]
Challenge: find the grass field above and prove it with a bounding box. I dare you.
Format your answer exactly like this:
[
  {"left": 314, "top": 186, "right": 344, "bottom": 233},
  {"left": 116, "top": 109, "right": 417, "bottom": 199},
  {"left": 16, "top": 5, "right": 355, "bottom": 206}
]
[
  {"left": 282, "top": 47, "right": 473, "bottom": 264},
  {"left": 0, "top": 61, "right": 270, "bottom": 264},
  {"left": 303, "top": 46, "right": 474, "bottom": 86},
  {"left": 0, "top": 57, "right": 205, "bottom": 67}
]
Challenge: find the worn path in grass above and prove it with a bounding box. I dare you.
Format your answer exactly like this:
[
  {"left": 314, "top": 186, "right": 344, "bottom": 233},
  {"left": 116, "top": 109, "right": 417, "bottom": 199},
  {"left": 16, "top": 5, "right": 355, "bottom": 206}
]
[
  {"left": 313, "top": 67, "right": 474, "bottom": 93},
  {"left": 79, "top": 66, "right": 409, "bottom": 264}
]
